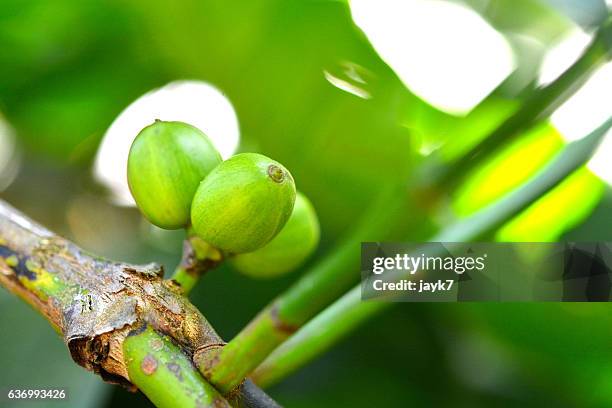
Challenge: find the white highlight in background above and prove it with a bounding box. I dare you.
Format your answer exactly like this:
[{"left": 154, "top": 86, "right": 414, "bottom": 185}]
[
  {"left": 94, "top": 80, "right": 240, "bottom": 206},
  {"left": 539, "top": 26, "right": 612, "bottom": 185},
  {"left": 350, "top": 0, "right": 515, "bottom": 115},
  {"left": 538, "top": 27, "right": 592, "bottom": 86},
  {"left": 0, "top": 118, "right": 20, "bottom": 192},
  {"left": 551, "top": 63, "right": 612, "bottom": 142},
  {"left": 589, "top": 133, "right": 612, "bottom": 186}
]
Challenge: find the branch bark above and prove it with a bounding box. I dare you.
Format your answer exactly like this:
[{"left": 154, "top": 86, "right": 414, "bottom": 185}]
[{"left": 0, "top": 200, "right": 278, "bottom": 408}]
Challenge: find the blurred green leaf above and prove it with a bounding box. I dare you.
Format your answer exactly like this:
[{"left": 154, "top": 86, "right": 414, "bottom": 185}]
[
  {"left": 0, "top": 1, "right": 165, "bottom": 166},
  {"left": 543, "top": 0, "right": 609, "bottom": 28},
  {"left": 436, "top": 117, "right": 611, "bottom": 241},
  {"left": 463, "top": 0, "right": 574, "bottom": 45},
  {"left": 497, "top": 167, "right": 604, "bottom": 241},
  {"left": 453, "top": 122, "right": 563, "bottom": 215},
  {"left": 450, "top": 302, "right": 612, "bottom": 406},
  {"left": 0, "top": 2, "right": 611, "bottom": 407}
]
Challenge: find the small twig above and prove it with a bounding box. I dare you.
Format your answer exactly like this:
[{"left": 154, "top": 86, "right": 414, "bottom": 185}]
[
  {"left": 251, "top": 286, "right": 384, "bottom": 388},
  {"left": 240, "top": 380, "right": 282, "bottom": 408},
  {"left": 172, "top": 232, "right": 223, "bottom": 295},
  {"left": 123, "top": 325, "right": 230, "bottom": 408}
]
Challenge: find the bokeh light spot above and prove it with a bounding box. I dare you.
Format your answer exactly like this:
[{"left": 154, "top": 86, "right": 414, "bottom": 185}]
[
  {"left": 350, "top": 0, "right": 515, "bottom": 115},
  {"left": 0, "top": 116, "right": 20, "bottom": 192},
  {"left": 324, "top": 62, "right": 372, "bottom": 99},
  {"left": 538, "top": 26, "right": 592, "bottom": 86},
  {"left": 94, "top": 80, "right": 240, "bottom": 206},
  {"left": 588, "top": 129, "right": 612, "bottom": 186},
  {"left": 538, "top": 24, "right": 612, "bottom": 186}
]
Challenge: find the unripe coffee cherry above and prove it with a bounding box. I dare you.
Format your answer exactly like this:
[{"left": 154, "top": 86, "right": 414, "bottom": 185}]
[
  {"left": 128, "top": 120, "right": 221, "bottom": 229},
  {"left": 231, "top": 191, "right": 320, "bottom": 278},
  {"left": 191, "top": 153, "right": 296, "bottom": 254}
]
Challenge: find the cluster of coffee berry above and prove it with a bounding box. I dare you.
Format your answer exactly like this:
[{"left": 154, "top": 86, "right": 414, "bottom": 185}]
[{"left": 127, "top": 120, "right": 319, "bottom": 278}]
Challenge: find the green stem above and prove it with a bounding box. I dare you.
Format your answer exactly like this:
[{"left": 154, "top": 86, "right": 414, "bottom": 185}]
[
  {"left": 251, "top": 287, "right": 386, "bottom": 388},
  {"left": 435, "top": 16, "right": 611, "bottom": 190},
  {"left": 194, "top": 184, "right": 406, "bottom": 393},
  {"left": 250, "top": 117, "right": 611, "bottom": 387},
  {"left": 123, "top": 325, "right": 230, "bottom": 408},
  {"left": 172, "top": 232, "right": 222, "bottom": 295}
]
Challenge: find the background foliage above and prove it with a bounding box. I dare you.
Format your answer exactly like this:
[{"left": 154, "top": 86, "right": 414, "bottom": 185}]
[{"left": 0, "top": 0, "right": 611, "bottom": 407}]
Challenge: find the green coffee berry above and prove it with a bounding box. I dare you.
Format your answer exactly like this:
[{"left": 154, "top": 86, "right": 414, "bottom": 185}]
[
  {"left": 128, "top": 120, "right": 221, "bottom": 229},
  {"left": 191, "top": 153, "right": 296, "bottom": 254},
  {"left": 231, "top": 191, "right": 320, "bottom": 279}
]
